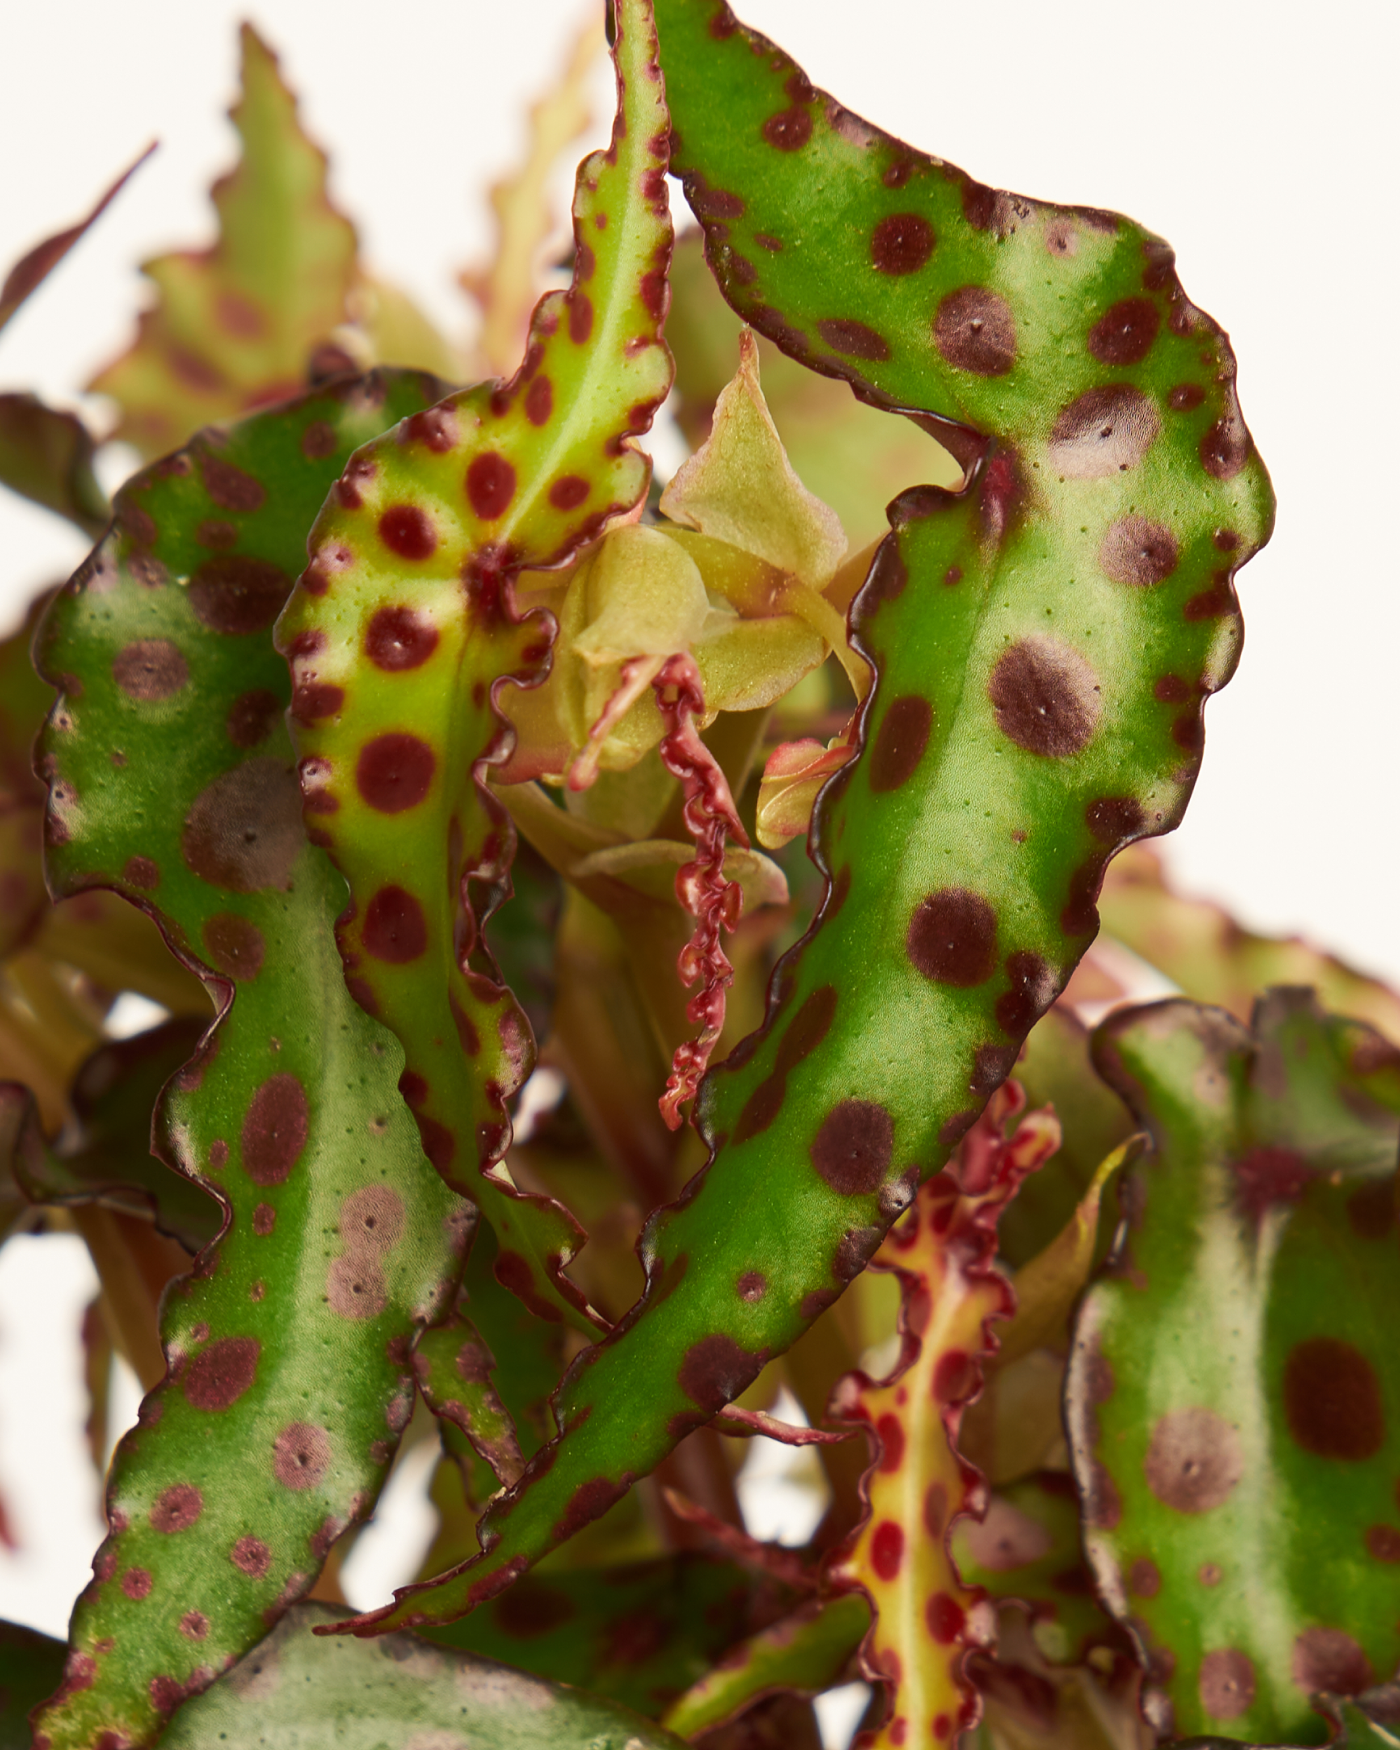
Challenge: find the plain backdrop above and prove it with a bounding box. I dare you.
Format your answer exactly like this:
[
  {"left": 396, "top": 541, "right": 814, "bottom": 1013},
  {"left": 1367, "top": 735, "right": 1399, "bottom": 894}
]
[{"left": 0, "top": 0, "right": 1394, "bottom": 1635}]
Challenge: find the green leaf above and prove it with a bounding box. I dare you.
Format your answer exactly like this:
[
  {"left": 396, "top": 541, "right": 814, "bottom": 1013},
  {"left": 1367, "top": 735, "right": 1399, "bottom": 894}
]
[
  {"left": 1099, "top": 846, "right": 1400, "bottom": 1045},
  {"left": 0, "top": 1620, "right": 67, "bottom": 1750},
  {"left": 660, "top": 1593, "right": 869, "bottom": 1739},
  {"left": 424, "top": 1554, "right": 780, "bottom": 1720},
  {"left": 152, "top": 1603, "right": 691, "bottom": 1750},
  {"left": 1066, "top": 990, "right": 1400, "bottom": 1745},
  {"left": 30, "top": 369, "right": 472, "bottom": 1750},
  {"left": 89, "top": 27, "right": 358, "bottom": 459},
  {"left": 0, "top": 395, "right": 107, "bottom": 537},
  {"left": 276, "top": 0, "right": 672, "bottom": 1335},
  {"left": 9, "top": 1018, "right": 221, "bottom": 1249},
  {"left": 0, "top": 147, "right": 151, "bottom": 335},
  {"left": 335, "top": 0, "right": 1272, "bottom": 1636}
]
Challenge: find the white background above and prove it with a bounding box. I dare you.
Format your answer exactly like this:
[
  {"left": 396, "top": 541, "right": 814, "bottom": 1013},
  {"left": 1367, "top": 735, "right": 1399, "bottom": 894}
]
[{"left": 0, "top": 0, "right": 1394, "bottom": 1637}]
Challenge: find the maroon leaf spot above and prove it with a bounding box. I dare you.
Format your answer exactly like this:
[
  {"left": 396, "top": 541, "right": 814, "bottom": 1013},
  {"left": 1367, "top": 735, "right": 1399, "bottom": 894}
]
[
  {"left": 1144, "top": 1407, "right": 1244, "bottom": 1512},
  {"left": 734, "top": 1075, "right": 785, "bottom": 1143},
  {"left": 1168, "top": 382, "right": 1205, "bottom": 412},
  {"left": 301, "top": 420, "right": 338, "bottom": 459},
  {"left": 1366, "top": 1524, "right": 1400, "bottom": 1561},
  {"left": 150, "top": 1483, "right": 203, "bottom": 1533},
  {"left": 272, "top": 1422, "right": 331, "bottom": 1491},
  {"left": 403, "top": 407, "right": 459, "bottom": 453},
  {"left": 227, "top": 688, "right": 281, "bottom": 748},
  {"left": 777, "top": 986, "right": 839, "bottom": 1074},
  {"left": 188, "top": 555, "right": 291, "bottom": 635},
  {"left": 356, "top": 732, "right": 435, "bottom": 814},
  {"left": 196, "top": 519, "right": 237, "bottom": 549},
  {"left": 1087, "top": 298, "right": 1160, "bottom": 366},
  {"left": 1201, "top": 412, "right": 1250, "bottom": 480},
  {"left": 870, "top": 1520, "right": 904, "bottom": 1580},
  {"left": 241, "top": 1073, "right": 309, "bottom": 1186},
  {"left": 736, "top": 1271, "right": 767, "bottom": 1302},
  {"left": 1199, "top": 1562, "right": 1222, "bottom": 1585},
  {"left": 833, "top": 1224, "right": 883, "bottom": 1282},
  {"left": 123, "top": 856, "right": 160, "bottom": 891},
  {"left": 988, "top": 639, "right": 1101, "bottom": 757},
  {"left": 1292, "top": 1627, "right": 1373, "bottom": 1697},
  {"left": 933, "top": 287, "right": 1016, "bottom": 377},
  {"left": 200, "top": 453, "right": 265, "bottom": 514},
  {"left": 926, "top": 1592, "right": 966, "bottom": 1645},
  {"left": 924, "top": 1482, "right": 948, "bottom": 1538},
  {"left": 933, "top": 1349, "right": 976, "bottom": 1404},
  {"left": 362, "top": 885, "right": 428, "bottom": 963},
  {"left": 326, "top": 1254, "right": 387, "bottom": 1319},
  {"left": 762, "top": 106, "right": 812, "bottom": 151},
  {"left": 1232, "top": 1146, "right": 1313, "bottom": 1223},
  {"left": 678, "top": 1333, "right": 765, "bottom": 1413},
  {"left": 291, "top": 680, "right": 344, "bottom": 722},
  {"left": 201, "top": 912, "right": 265, "bottom": 982},
  {"left": 994, "top": 950, "right": 1056, "bottom": 1036},
  {"left": 549, "top": 475, "right": 590, "bottom": 512},
  {"left": 810, "top": 1098, "right": 894, "bottom": 1194},
  {"left": 149, "top": 1675, "right": 186, "bottom": 1715},
  {"left": 1048, "top": 386, "right": 1160, "bottom": 479},
  {"left": 907, "top": 888, "right": 998, "bottom": 987},
  {"left": 1183, "top": 574, "right": 1237, "bottom": 621},
  {"left": 1099, "top": 516, "right": 1178, "bottom": 587},
  {"left": 378, "top": 505, "right": 437, "bottom": 562},
  {"left": 869, "top": 695, "right": 932, "bottom": 793},
  {"left": 875, "top": 1413, "right": 905, "bottom": 1474},
  {"left": 1086, "top": 797, "right": 1146, "bottom": 843},
  {"left": 184, "top": 1335, "right": 260, "bottom": 1411},
  {"left": 817, "top": 318, "right": 891, "bottom": 362},
  {"left": 339, "top": 1186, "right": 405, "bottom": 1253},
  {"left": 871, "top": 213, "right": 935, "bottom": 275},
  {"left": 466, "top": 452, "right": 517, "bottom": 520},
  {"left": 112, "top": 640, "right": 188, "bottom": 701},
  {"left": 359, "top": 610, "right": 439, "bottom": 685},
  {"left": 252, "top": 1202, "right": 276, "bottom": 1236},
  {"left": 181, "top": 758, "right": 303, "bottom": 893},
  {"left": 568, "top": 294, "right": 594, "bottom": 345},
  {"left": 179, "top": 1611, "right": 210, "bottom": 1641},
  {"left": 492, "top": 1580, "right": 576, "bottom": 1638},
  {"left": 120, "top": 1567, "right": 152, "bottom": 1600},
  {"left": 550, "top": 1476, "right": 633, "bottom": 1546},
  {"left": 1283, "top": 1337, "right": 1384, "bottom": 1460},
  {"left": 524, "top": 377, "right": 554, "bottom": 426},
  {"left": 1128, "top": 1557, "right": 1161, "bottom": 1598},
  {"left": 1198, "top": 1649, "right": 1255, "bottom": 1720}
]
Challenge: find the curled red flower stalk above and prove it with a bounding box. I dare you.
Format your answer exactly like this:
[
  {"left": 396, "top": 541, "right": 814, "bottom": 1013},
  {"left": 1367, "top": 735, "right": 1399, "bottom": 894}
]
[{"left": 652, "top": 651, "right": 748, "bottom": 1129}]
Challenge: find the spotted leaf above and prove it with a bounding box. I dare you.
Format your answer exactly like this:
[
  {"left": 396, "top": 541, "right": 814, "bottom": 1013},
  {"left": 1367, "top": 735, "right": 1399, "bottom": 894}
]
[
  {"left": 827, "top": 1086, "right": 1061, "bottom": 1746},
  {"left": 30, "top": 371, "right": 471, "bottom": 1750},
  {"left": 276, "top": 0, "right": 672, "bottom": 1333},
  {"left": 88, "top": 27, "right": 358, "bottom": 459},
  {"left": 660, "top": 1593, "right": 869, "bottom": 1738},
  {"left": 1066, "top": 990, "right": 1400, "bottom": 1745},
  {"left": 153, "top": 1602, "right": 692, "bottom": 1750},
  {"left": 323, "top": 0, "right": 1270, "bottom": 1637},
  {"left": 424, "top": 1553, "right": 781, "bottom": 1720}
]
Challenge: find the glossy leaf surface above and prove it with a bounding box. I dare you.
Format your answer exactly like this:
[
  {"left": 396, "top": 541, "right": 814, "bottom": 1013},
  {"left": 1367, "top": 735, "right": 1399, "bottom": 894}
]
[
  {"left": 278, "top": 0, "right": 672, "bottom": 1334},
  {"left": 156, "top": 1603, "right": 691, "bottom": 1750},
  {"left": 31, "top": 371, "right": 470, "bottom": 1750},
  {"left": 89, "top": 27, "right": 357, "bottom": 458},
  {"left": 339, "top": 0, "right": 1271, "bottom": 1633},
  {"left": 1066, "top": 991, "right": 1400, "bottom": 1745}
]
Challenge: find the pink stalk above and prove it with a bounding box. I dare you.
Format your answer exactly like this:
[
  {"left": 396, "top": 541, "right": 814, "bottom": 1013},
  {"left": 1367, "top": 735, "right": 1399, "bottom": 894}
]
[{"left": 652, "top": 653, "right": 748, "bottom": 1129}]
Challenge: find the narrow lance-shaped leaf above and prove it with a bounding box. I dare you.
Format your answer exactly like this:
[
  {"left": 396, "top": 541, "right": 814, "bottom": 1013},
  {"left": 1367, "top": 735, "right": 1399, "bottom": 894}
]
[
  {"left": 828, "top": 1085, "right": 1061, "bottom": 1745},
  {"left": 0, "top": 395, "right": 108, "bottom": 537},
  {"left": 332, "top": 0, "right": 1271, "bottom": 1636},
  {"left": 1066, "top": 990, "right": 1400, "bottom": 1745},
  {"left": 30, "top": 371, "right": 471, "bottom": 1750},
  {"left": 277, "top": 0, "right": 672, "bottom": 1332},
  {"left": 89, "top": 27, "right": 358, "bottom": 458}
]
